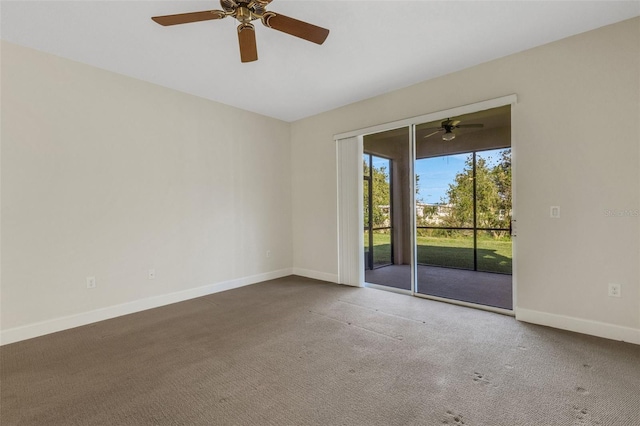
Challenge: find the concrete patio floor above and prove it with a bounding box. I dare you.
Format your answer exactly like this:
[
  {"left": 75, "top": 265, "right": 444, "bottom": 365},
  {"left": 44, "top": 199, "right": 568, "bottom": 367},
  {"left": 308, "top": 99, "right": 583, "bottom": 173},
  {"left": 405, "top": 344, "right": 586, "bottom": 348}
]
[{"left": 365, "top": 264, "right": 512, "bottom": 310}]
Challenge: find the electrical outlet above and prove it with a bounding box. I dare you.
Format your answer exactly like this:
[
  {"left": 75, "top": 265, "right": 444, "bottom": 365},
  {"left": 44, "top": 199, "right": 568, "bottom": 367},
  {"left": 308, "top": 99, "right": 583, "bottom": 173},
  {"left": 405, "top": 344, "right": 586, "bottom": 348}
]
[
  {"left": 608, "top": 283, "right": 621, "bottom": 298},
  {"left": 148, "top": 269, "right": 155, "bottom": 280},
  {"left": 86, "top": 276, "right": 96, "bottom": 289},
  {"left": 550, "top": 206, "right": 560, "bottom": 218}
]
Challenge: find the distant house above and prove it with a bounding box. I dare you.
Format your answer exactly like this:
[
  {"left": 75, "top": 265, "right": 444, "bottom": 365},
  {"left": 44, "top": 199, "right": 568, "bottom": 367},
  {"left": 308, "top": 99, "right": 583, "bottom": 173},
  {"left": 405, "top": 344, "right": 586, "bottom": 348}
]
[{"left": 417, "top": 203, "right": 452, "bottom": 225}]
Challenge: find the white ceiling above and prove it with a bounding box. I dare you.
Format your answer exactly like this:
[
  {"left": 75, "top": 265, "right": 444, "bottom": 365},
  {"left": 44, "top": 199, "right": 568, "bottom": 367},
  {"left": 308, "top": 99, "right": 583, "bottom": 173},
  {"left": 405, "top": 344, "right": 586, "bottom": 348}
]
[{"left": 2, "top": 1, "right": 639, "bottom": 122}]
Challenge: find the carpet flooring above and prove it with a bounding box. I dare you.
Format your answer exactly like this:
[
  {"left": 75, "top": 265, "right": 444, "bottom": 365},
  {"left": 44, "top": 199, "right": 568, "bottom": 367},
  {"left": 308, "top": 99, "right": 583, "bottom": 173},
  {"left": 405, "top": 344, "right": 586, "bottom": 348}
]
[
  {"left": 1, "top": 276, "right": 639, "bottom": 425},
  {"left": 365, "top": 265, "right": 513, "bottom": 310}
]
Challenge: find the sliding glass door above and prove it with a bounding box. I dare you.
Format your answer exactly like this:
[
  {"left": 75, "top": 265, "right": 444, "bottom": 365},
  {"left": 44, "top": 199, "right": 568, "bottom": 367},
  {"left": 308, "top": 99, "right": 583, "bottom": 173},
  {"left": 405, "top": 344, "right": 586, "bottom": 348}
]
[
  {"left": 358, "top": 104, "right": 513, "bottom": 310},
  {"left": 411, "top": 107, "right": 513, "bottom": 310},
  {"left": 362, "top": 127, "right": 412, "bottom": 291}
]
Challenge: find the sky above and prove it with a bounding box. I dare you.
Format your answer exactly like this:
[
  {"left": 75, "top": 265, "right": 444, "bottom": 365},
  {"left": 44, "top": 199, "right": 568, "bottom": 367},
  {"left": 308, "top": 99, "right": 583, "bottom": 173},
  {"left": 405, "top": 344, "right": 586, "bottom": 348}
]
[{"left": 416, "top": 153, "right": 468, "bottom": 204}]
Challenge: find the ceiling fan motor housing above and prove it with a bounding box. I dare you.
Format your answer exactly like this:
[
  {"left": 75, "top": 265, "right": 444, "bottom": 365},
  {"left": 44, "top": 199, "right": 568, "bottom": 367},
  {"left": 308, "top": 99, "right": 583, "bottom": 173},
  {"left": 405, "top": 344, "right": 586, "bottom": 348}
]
[
  {"left": 221, "top": 0, "right": 267, "bottom": 22},
  {"left": 236, "top": 6, "right": 252, "bottom": 22}
]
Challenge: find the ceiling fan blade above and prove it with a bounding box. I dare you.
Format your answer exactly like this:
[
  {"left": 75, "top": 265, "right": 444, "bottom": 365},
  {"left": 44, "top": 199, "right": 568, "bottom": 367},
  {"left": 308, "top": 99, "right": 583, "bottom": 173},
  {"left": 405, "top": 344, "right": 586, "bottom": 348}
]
[
  {"left": 262, "top": 12, "right": 329, "bottom": 45},
  {"left": 423, "top": 130, "right": 442, "bottom": 139},
  {"left": 151, "top": 10, "right": 226, "bottom": 26},
  {"left": 238, "top": 23, "right": 258, "bottom": 63},
  {"left": 457, "top": 124, "right": 484, "bottom": 128}
]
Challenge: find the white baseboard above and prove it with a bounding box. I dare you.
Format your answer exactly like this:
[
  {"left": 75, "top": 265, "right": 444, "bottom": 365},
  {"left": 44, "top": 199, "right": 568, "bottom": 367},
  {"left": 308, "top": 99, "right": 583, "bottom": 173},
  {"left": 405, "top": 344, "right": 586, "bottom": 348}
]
[
  {"left": 516, "top": 307, "right": 640, "bottom": 345},
  {"left": 0, "top": 268, "right": 293, "bottom": 346},
  {"left": 291, "top": 267, "right": 339, "bottom": 284}
]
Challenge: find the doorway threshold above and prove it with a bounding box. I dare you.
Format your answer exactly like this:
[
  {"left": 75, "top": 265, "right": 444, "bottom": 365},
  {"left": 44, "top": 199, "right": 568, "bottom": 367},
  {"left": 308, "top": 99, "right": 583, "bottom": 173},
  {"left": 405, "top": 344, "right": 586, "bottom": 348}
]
[
  {"left": 414, "top": 292, "right": 514, "bottom": 317},
  {"left": 365, "top": 282, "right": 412, "bottom": 295}
]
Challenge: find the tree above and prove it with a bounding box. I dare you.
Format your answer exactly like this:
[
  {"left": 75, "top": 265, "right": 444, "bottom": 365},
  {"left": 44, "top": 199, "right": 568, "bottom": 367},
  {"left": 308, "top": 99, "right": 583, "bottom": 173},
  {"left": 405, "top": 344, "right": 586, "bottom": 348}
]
[
  {"left": 492, "top": 148, "right": 512, "bottom": 229},
  {"left": 442, "top": 150, "right": 511, "bottom": 236},
  {"left": 363, "top": 162, "right": 391, "bottom": 228}
]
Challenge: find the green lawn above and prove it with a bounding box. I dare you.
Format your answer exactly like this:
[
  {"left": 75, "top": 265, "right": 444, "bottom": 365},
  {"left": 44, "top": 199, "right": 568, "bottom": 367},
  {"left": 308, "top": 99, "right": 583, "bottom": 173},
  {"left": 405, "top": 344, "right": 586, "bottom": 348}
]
[{"left": 366, "top": 231, "right": 512, "bottom": 274}]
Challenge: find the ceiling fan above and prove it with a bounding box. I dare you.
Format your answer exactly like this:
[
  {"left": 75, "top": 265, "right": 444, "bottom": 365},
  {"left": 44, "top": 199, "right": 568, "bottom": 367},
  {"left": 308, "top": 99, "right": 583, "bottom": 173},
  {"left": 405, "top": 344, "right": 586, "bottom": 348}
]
[
  {"left": 422, "top": 119, "right": 484, "bottom": 141},
  {"left": 151, "top": 0, "right": 330, "bottom": 63}
]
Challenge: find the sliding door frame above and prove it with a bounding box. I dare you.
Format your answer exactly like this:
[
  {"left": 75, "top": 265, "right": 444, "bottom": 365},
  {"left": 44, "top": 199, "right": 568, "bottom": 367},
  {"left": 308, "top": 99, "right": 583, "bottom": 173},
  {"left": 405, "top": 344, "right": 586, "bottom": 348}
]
[{"left": 336, "top": 95, "right": 517, "bottom": 313}]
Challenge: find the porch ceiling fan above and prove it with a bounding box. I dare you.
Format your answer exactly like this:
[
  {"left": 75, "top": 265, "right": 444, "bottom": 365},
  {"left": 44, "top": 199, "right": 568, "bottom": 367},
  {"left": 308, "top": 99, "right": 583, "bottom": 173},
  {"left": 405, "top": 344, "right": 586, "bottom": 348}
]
[
  {"left": 151, "top": 0, "right": 330, "bottom": 63},
  {"left": 423, "top": 119, "right": 484, "bottom": 141}
]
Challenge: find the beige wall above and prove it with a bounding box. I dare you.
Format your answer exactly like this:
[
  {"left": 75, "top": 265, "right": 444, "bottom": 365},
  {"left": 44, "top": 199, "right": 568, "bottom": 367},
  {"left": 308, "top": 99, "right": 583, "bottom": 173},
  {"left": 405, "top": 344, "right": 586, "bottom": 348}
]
[
  {"left": 2, "top": 17, "right": 639, "bottom": 344},
  {"left": 291, "top": 18, "right": 640, "bottom": 340},
  {"left": 1, "top": 41, "right": 292, "bottom": 336}
]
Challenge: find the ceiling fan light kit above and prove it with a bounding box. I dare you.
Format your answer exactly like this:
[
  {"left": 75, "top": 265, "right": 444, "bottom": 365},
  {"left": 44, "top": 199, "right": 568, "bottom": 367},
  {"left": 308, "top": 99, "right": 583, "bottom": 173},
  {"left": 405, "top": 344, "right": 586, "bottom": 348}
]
[
  {"left": 152, "top": 0, "right": 330, "bottom": 63},
  {"left": 442, "top": 130, "right": 456, "bottom": 141}
]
